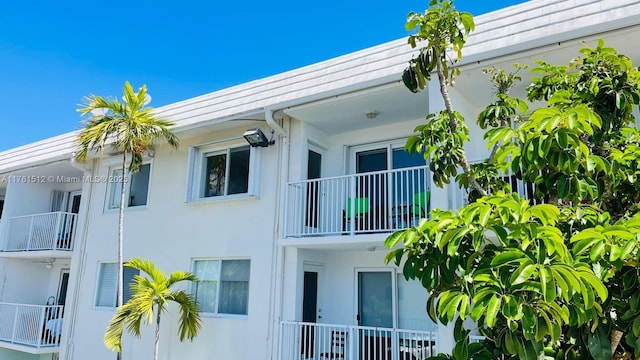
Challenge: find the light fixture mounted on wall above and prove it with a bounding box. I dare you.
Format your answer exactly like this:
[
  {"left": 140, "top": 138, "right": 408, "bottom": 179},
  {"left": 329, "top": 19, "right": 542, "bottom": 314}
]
[
  {"left": 243, "top": 128, "right": 275, "bottom": 147},
  {"left": 35, "top": 258, "right": 56, "bottom": 269},
  {"left": 365, "top": 110, "right": 379, "bottom": 120}
]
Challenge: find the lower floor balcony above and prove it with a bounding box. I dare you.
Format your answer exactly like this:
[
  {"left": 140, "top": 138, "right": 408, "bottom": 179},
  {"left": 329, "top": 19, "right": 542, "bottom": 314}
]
[
  {"left": 279, "top": 321, "right": 437, "bottom": 360},
  {"left": 0, "top": 303, "right": 63, "bottom": 354}
]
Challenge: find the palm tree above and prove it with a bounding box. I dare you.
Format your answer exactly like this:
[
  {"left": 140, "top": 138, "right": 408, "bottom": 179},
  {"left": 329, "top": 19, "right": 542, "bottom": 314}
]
[
  {"left": 104, "top": 258, "right": 202, "bottom": 360},
  {"left": 75, "top": 82, "right": 179, "bottom": 354}
]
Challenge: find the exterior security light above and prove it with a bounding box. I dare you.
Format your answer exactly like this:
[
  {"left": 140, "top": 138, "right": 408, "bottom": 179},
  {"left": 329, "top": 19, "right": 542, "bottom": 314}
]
[{"left": 243, "top": 128, "right": 274, "bottom": 147}]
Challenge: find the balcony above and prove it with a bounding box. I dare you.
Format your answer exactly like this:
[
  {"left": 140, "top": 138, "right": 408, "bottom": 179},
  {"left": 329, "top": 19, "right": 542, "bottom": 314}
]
[
  {"left": 0, "top": 212, "right": 77, "bottom": 253},
  {"left": 279, "top": 321, "right": 438, "bottom": 360},
  {"left": 451, "top": 173, "right": 543, "bottom": 211},
  {"left": 285, "top": 166, "right": 430, "bottom": 238},
  {"left": 0, "top": 303, "right": 64, "bottom": 353}
]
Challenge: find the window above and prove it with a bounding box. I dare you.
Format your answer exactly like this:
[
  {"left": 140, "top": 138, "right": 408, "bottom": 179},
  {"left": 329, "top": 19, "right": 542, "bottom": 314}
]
[
  {"left": 107, "top": 163, "right": 151, "bottom": 209},
  {"left": 202, "top": 146, "right": 250, "bottom": 197},
  {"left": 187, "top": 143, "right": 257, "bottom": 201},
  {"left": 192, "top": 259, "right": 250, "bottom": 315},
  {"left": 95, "top": 262, "right": 140, "bottom": 307}
]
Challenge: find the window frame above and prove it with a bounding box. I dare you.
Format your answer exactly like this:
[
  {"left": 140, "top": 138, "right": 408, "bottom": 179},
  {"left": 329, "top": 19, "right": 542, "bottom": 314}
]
[
  {"left": 94, "top": 261, "right": 140, "bottom": 309},
  {"left": 186, "top": 141, "right": 259, "bottom": 203},
  {"left": 104, "top": 160, "right": 153, "bottom": 211},
  {"left": 191, "top": 258, "right": 251, "bottom": 318}
]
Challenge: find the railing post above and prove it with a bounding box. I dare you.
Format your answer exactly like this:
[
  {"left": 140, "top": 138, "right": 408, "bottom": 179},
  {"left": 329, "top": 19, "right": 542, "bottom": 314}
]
[
  {"left": 54, "top": 212, "right": 62, "bottom": 250},
  {"left": 11, "top": 305, "right": 18, "bottom": 344},
  {"left": 278, "top": 321, "right": 284, "bottom": 360},
  {"left": 391, "top": 329, "right": 398, "bottom": 360},
  {"left": 36, "top": 306, "right": 46, "bottom": 348},
  {"left": 70, "top": 213, "right": 77, "bottom": 250},
  {"left": 0, "top": 220, "right": 6, "bottom": 251},
  {"left": 349, "top": 176, "right": 356, "bottom": 235},
  {"left": 284, "top": 185, "right": 290, "bottom": 238},
  {"left": 386, "top": 171, "right": 393, "bottom": 231},
  {"left": 27, "top": 216, "right": 34, "bottom": 251},
  {"left": 348, "top": 325, "right": 355, "bottom": 360}
]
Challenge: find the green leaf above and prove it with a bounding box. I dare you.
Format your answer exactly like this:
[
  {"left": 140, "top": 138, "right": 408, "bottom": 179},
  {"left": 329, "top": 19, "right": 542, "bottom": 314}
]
[
  {"left": 491, "top": 225, "right": 508, "bottom": 243},
  {"left": 540, "top": 265, "right": 556, "bottom": 302},
  {"left": 581, "top": 277, "right": 595, "bottom": 309},
  {"left": 555, "top": 130, "right": 568, "bottom": 149},
  {"left": 427, "top": 293, "right": 438, "bottom": 323},
  {"left": 589, "top": 241, "right": 606, "bottom": 261},
  {"left": 447, "top": 294, "right": 464, "bottom": 321},
  {"left": 588, "top": 326, "right": 613, "bottom": 360},
  {"left": 633, "top": 316, "right": 640, "bottom": 337},
  {"left": 384, "top": 248, "right": 403, "bottom": 265},
  {"left": 485, "top": 295, "right": 502, "bottom": 328},
  {"left": 502, "top": 295, "right": 519, "bottom": 318},
  {"left": 579, "top": 271, "right": 608, "bottom": 301},
  {"left": 522, "top": 305, "right": 536, "bottom": 336},
  {"left": 511, "top": 264, "right": 537, "bottom": 285},
  {"left": 452, "top": 336, "right": 469, "bottom": 360},
  {"left": 557, "top": 174, "right": 569, "bottom": 198},
  {"left": 505, "top": 331, "right": 519, "bottom": 354},
  {"left": 491, "top": 250, "right": 525, "bottom": 266}
]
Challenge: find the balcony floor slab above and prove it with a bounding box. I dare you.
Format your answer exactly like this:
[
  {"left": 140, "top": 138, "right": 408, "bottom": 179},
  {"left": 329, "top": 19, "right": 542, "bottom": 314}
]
[
  {"left": 0, "top": 250, "right": 73, "bottom": 259},
  {"left": 0, "top": 341, "right": 59, "bottom": 354}
]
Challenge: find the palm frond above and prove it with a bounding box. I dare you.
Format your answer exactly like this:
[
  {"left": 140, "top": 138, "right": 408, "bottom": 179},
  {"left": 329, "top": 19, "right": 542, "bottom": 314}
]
[
  {"left": 75, "top": 81, "right": 179, "bottom": 166},
  {"left": 166, "top": 290, "right": 202, "bottom": 341},
  {"left": 104, "top": 300, "right": 140, "bottom": 352},
  {"left": 126, "top": 258, "right": 166, "bottom": 285},
  {"left": 104, "top": 258, "right": 202, "bottom": 353},
  {"left": 167, "top": 271, "right": 197, "bottom": 288}
]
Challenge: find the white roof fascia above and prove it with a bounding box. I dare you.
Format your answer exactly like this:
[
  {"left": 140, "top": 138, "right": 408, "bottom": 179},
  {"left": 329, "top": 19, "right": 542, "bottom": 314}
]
[{"left": 0, "top": 131, "right": 79, "bottom": 174}]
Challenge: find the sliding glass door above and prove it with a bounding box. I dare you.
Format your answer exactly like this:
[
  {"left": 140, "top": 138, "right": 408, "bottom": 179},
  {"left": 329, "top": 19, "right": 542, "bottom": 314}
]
[{"left": 351, "top": 142, "right": 429, "bottom": 230}]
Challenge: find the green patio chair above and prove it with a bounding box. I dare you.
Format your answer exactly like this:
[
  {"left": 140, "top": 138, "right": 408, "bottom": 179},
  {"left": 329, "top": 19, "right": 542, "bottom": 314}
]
[
  {"left": 343, "top": 197, "right": 370, "bottom": 232},
  {"left": 411, "top": 191, "right": 430, "bottom": 219}
]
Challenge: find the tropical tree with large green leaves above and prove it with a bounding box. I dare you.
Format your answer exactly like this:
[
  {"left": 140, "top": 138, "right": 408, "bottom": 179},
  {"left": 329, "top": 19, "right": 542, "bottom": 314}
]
[
  {"left": 388, "top": 1, "right": 640, "bottom": 359},
  {"left": 76, "top": 82, "right": 179, "bottom": 358},
  {"left": 402, "top": 0, "right": 483, "bottom": 195},
  {"left": 104, "top": 258, "right": 202, "bottom": 360}
]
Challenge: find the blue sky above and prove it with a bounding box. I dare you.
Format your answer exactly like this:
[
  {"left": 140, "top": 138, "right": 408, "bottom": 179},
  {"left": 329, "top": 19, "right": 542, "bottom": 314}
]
[{"left": 0, "top": 0, "right": 526, "bottom": 151}]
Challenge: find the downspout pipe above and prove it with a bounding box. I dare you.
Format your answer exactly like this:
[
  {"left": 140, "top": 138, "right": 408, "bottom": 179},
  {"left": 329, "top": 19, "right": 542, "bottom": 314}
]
[
  {"left": 266, "top": 112, "right": 289, "bottom": 360},
  {"left": 70, "top": 153, "right": 90, "bottom": 172},
  {"left": 266, "top": 109, "right": 286, "bottom": 138}
]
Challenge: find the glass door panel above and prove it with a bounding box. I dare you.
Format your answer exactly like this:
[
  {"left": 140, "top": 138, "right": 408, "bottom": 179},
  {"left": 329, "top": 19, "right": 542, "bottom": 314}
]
[
  {"left": 358, "top": 271, "right": 393, "bottom": 328},
  {"left": 306, "top": 150, "right": 322, "bottom": 228},
  {"left": 391, "top": 148, "right": 429, "bottom": 227},
  {"left": 355, "top": 149, "right": 388, "bottom": 231}
]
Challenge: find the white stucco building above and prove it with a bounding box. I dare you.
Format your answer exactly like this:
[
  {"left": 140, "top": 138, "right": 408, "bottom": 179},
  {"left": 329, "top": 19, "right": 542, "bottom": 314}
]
[{"left": 0, "top": 1, "right": 640, "bottom": 359}]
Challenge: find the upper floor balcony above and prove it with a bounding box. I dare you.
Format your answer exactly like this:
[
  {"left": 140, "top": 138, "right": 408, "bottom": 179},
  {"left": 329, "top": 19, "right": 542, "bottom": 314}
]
[
  {"left": 0, "top": 212, "right": 77, "bottom": 257},
  {"left": 284, "top": 166, "right": 430, "bottom": 241},
  {"left": 451, "top": 171, "right": 542, "bottom": 212}
]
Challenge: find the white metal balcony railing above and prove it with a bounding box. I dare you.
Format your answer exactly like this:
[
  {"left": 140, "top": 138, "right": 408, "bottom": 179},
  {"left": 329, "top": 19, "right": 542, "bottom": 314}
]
[
  {"left": 0, "top": 303, "right": 64, "bottom": 348},
  {"left": 279, "top": 321, "right": 438, "bottom": 360},
  {"left": 285, "top": 166, "right": 431, "bottom": 238},
  {"left": 452, "top": 172, "right": 542, "bottom": 211},
  {"left": 1, "top": 212, "right": 77, "bottom": 252}
]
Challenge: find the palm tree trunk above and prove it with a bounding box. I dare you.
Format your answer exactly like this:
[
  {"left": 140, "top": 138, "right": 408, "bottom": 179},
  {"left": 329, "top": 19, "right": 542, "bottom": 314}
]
[
  {"left": 434, "top": 49, "right": 487, "bottom": 197},
  {"left": 117, "top": 151, "right": 127, "bottom": 360},
  {"left": 154, "top": 304, "right": 161, "bottom": 360}
]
